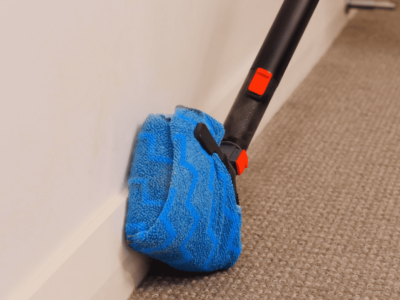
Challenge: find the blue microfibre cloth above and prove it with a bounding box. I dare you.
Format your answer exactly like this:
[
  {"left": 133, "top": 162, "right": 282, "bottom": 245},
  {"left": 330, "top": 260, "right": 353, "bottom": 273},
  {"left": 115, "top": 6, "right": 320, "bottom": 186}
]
[{"left": 125, "top": 106, "right": 242, "bottom": 272}]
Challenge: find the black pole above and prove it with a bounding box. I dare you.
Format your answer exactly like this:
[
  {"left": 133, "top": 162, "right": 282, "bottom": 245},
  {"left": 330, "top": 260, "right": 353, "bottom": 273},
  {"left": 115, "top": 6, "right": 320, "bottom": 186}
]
[{"left": 223, "top": 0, "right": 319, "bottom": 151}]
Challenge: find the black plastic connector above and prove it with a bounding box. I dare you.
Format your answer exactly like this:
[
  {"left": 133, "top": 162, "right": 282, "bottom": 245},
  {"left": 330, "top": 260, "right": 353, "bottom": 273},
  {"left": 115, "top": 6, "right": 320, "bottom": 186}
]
[
  {"left": 194, "top": 123, "right": 224, "bottom": 159},
  {"left": 220, "top": 141, "right": 243, "bottom": 175},
  {"left": 194, "top": 123, "right": 240, "bottom": 204}
]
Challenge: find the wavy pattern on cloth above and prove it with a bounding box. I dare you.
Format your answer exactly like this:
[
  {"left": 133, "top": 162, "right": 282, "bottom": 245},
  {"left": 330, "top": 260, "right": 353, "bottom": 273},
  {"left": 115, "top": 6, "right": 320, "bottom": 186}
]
[{"left": 125, "top": 106, "right": 242, "bottom": 272}]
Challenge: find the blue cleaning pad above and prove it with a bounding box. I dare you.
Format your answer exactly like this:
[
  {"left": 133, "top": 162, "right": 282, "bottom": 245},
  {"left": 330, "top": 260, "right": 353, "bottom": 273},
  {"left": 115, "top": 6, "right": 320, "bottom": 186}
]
[{"left": 125, "top": 106, "right": 242, "bottom": 272}]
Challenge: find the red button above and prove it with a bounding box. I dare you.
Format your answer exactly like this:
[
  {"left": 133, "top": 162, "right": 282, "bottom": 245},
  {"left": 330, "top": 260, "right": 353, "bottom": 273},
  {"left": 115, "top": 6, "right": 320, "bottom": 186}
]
[
  {"left": 248, "top": 68, "right": 272, "bottom": 96},
  {"left": 235, "top": 150, "right": 248, "bottom": 175}
]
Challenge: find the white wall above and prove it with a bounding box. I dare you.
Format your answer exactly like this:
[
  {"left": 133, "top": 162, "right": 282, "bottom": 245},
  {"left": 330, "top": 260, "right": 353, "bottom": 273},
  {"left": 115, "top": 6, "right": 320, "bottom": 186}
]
[{"left": 0, "top": 1, "right": 354, "bottom": 300}]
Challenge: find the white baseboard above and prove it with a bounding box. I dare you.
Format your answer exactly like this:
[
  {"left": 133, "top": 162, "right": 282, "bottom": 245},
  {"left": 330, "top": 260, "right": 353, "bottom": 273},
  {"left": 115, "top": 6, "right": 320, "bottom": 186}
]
[{"left": 12, "top": 189, "right": 150, "bottom": 300}]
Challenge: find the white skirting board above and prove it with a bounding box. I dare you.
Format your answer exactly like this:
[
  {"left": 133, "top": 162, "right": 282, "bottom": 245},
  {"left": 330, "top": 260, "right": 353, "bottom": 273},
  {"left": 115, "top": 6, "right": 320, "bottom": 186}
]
[
  {"left": 11, "top": 8, "right": 355, "bottom": 300},
  {"left": 12, "top": 189, "right": 150, "bottom": 300}
]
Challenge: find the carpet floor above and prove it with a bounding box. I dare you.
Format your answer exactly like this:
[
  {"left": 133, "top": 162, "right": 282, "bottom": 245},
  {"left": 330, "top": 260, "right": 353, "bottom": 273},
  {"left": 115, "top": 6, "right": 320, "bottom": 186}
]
[{"left": 130, "top": 5, "right": 400, "bottom": 300}]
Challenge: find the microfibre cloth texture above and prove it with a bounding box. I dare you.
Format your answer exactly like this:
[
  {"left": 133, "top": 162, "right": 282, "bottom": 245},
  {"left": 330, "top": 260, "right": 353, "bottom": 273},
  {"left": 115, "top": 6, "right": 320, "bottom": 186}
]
[{"left": 125, "top": 106, "right": 242, "bottom": 272}]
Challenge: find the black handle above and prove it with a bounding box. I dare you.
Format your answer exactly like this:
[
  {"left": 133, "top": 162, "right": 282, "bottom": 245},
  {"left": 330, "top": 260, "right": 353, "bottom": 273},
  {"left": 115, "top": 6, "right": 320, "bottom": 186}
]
[{"left": 223, "top": 0, "right": 319, "bottom": 151}]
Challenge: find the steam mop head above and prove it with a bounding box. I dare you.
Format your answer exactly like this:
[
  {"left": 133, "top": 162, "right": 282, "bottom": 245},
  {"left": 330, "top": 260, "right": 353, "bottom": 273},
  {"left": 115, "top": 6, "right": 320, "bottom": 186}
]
[{"left": 125, "top": 106, "right": 242, "bottom": 272}]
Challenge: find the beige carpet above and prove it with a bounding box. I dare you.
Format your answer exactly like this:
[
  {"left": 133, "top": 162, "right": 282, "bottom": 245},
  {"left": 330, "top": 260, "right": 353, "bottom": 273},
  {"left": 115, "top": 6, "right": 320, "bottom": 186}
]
[{"left": 131, "top": 6, "right": 400, "bottom": 300}]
